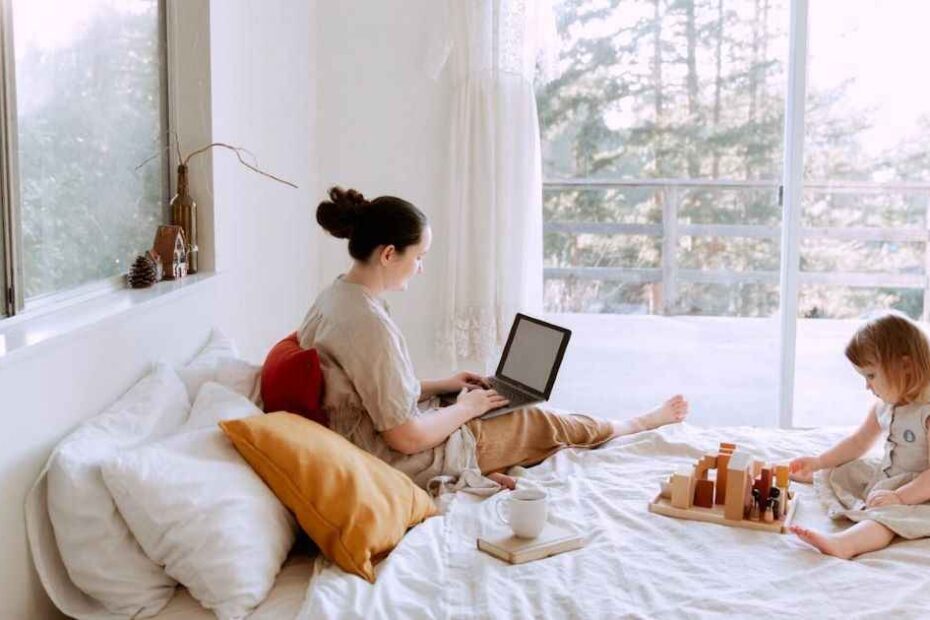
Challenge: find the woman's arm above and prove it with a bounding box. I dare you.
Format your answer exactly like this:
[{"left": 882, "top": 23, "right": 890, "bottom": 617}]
[
  {"left": 419, "top": 372, "right": 490, "bottom": 402},
  {"left": 791, "top": 403, "right": 883, "bottom": 481},
  {"left": 382, "top": 388, "right": 508, "bottom": 455},
  {"left": 418, "top": 379, "right": 446, "bottom": 402}
]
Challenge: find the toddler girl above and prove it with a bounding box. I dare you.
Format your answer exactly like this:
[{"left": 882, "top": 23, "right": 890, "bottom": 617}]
[{"left": 789, "top": 312, "right": 930, "bottom": 558}]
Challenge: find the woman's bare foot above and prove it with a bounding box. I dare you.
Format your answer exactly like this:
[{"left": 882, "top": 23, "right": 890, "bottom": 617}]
[
  {"left": 636, "top": 395, "right": 689, "bottom": 431},
  {"left": 789, "top": 525, "right": 854, "bottom": 560},
  {"left": 487, "top": 472, "right": 517, "bottom": 490}
]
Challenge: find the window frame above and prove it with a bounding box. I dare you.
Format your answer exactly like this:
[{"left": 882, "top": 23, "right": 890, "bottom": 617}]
[{"left": 0, "top": 0, "right": 171, "bottom": 320}]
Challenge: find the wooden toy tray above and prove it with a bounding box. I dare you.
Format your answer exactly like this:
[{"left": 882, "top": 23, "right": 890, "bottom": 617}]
[{"left": 648, "top": 492, "right": 798, "bottom": 534}]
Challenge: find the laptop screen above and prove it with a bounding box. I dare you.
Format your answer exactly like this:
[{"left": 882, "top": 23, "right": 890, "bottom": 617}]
[{"left": 497, "top": 315, "right": 571, "bottom": 397}]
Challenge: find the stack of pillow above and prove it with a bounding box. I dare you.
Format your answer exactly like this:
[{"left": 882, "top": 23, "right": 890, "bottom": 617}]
[{"left": 27, "top": 330, "right": 438, "bottom": 620}]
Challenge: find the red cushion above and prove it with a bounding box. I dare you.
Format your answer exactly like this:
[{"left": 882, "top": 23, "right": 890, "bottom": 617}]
[{"left": 261, "top": 332, "right": 327, "bottom": 426}]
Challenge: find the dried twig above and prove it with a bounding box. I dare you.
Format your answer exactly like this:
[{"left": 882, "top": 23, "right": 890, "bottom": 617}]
[
  {"left": 135, "top": 137, "right": 298, "bottom": 189},
  {"left": 182, "top": 142, "right": 298, "bottom": 188}
]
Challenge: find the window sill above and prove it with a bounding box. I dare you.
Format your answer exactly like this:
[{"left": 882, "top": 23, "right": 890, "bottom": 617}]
[{"left": 0, "top": 271, "right": 220, "bottom": 366}]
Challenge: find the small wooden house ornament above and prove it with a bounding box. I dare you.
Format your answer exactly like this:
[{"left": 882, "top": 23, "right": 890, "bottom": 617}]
[{"left": 152, "top": 225, "right": 188, "bottom": 280}]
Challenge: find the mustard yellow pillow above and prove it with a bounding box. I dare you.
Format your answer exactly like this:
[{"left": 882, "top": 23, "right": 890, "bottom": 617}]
[{"left": 219, "top": 412, "right": 437, "bottom": 582}]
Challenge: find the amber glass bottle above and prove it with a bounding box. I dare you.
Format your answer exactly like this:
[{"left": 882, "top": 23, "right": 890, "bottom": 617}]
[{"left": 170, "top": 164, "right": 198, "bottom": 273}]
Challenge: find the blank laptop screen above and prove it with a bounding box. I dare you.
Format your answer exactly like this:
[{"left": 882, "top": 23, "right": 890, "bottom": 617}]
[{"left": 499, "top": 318, "right": 567, "bottom": 393}]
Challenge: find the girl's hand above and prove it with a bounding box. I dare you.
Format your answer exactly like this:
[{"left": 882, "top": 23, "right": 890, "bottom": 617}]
[
  {"left": 442, "top": 371, "right": 491, "bottom": 393},
  {"left": 455, "top": 387, "right": 509, "bottom": 419},
  {"left": 789, "top": 456, "right": 822, "bottom": 483},
  {"left": 866, "top": 489, "right": 904, "bottom": 508}
]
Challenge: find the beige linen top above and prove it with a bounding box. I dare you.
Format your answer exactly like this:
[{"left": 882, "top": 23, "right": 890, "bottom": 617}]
[{"left": 297, "top": 277, "right": 478, "bottom": 489}]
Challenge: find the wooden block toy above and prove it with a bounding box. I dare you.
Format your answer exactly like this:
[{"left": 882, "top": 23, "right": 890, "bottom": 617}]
[
  {"left": 760, "top": 467, "right": 772, "bottom": 500},
  {"left": 720, "top": 442, "right": 736, "bottom": 452},
  {"left": 670, "top": 470, "right": 695, "bottom": 509},
  {"left": 694, "top": 479, "right": 715, "bottom": 508},
  {"left": 648, "top": 443, "right": 798, "bottom": 534},
  {"left": 775, "top": 464, "right": 789, "bottom": 487},
  {"left": 695, "top": 456, "right": 716, "bottom": 481},
  {"left": 724, "top": 452, "right": 753, "bottom": 521},
  {"left": 715, "top": 453, "right": 731, "bottom": 505}
]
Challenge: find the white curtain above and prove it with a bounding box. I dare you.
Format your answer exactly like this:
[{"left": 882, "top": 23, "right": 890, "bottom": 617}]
[{"left": 428, "top": 0, "right": 558, "bottom": 369}]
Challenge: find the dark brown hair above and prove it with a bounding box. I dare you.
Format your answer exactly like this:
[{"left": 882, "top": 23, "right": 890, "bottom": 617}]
[
  {"left": 845, "top": 312, "right": 930, "bottom": 403},
  {"left": 316, "top": 186, "right": 427, "bottom": 261}
]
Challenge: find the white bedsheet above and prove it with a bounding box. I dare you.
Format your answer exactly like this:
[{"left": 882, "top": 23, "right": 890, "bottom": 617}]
[{"left": 297, "top": 423, "right": 930, "bottom": 619}]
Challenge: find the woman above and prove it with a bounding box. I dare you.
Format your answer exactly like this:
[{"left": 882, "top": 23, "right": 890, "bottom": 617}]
[{"left": 299, "top": 187, "right": 688, "bottom": 490}]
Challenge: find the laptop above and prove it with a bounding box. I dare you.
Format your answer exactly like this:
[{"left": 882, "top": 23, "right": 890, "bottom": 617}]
[{"left": 443, "top": 313, "right": 572, "bottom": 420}]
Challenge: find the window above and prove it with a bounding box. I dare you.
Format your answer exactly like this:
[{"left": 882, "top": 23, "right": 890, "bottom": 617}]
[
  {"left": 538, "top": 0, "right": 930, "bottom": 427},
  {"left": 0, "top": 0, "right": 168, "bottom": 317}
]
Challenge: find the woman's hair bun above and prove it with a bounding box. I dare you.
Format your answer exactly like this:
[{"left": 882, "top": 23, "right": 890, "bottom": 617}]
[{"left": 316, "top": 186, "right": 370, "bottom": 239}]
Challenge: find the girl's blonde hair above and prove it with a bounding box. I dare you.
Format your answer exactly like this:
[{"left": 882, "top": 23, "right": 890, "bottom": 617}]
[{"left": 845, "top": 312, "right": 930, "bottom": 403}]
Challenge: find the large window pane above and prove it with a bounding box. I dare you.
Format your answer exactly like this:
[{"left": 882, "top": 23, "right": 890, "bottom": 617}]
[
  {"left": 794, "top": 1, "right": 930, "bottom": 426},
  {"left": 12, "top": 0, "right": 167, "bottom": 301},
  {"left": 538, "top": 0, "right": 788, "bottom": 427}
]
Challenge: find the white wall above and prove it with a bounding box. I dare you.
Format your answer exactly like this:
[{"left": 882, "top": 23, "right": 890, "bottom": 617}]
[
  {"left": 0, "top": 0, "right": 317, "bottom": 617},
  {"left": 313, "top": 0, "right": 452, "bottom": 378}
]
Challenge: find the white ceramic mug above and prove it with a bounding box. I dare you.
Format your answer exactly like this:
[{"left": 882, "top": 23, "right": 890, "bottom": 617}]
[{"left": 496, "top": 488, "right": 548, "bottom": 538}]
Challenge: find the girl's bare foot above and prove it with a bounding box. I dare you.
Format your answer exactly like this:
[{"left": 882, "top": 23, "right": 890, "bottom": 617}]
[
  {"left": 487, "top": 472, "right": 517, "bottom": 490},
  {"left": 789, "top": 525, "right": 854, "bottom": 560}
]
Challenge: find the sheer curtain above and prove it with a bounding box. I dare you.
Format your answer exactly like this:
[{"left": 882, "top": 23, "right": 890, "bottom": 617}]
[{"left": 428, "top": 0, "right": 558, "bottom": 368}]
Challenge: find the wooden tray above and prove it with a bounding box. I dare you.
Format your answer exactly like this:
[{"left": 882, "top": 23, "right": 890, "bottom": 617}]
[{"left": 648, "top": 492, "right": 798, "bottom": 534}]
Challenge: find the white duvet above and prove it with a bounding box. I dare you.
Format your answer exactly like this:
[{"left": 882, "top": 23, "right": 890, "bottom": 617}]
[{"left": 296, "top": 423, "right": 930, "bottom": 619}]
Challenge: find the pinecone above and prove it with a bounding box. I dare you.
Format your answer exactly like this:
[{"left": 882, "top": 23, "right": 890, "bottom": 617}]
[{"left": 128, "top": 254, "right": 158, "bottom": 288}]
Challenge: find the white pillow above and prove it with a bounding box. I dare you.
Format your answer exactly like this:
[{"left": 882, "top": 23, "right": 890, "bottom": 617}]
[
  {"left": 102, "top": 383, "right": 297, "bottom": 620},
  {"left": 46, "top": 362, "right": 188, "bottom": 617},
  {"left": 177, "top": 329, "right": 261, "bottom": 403}
]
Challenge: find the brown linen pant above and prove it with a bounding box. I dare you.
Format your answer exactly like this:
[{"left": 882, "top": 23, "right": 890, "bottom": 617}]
[{"left": 465, "top": 407, "right": 615, "bottom": 475}]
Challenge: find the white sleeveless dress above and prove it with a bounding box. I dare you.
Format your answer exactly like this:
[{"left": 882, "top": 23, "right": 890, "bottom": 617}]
[{"left": 815, "top": 400, "right": 930, "bottom": 538}]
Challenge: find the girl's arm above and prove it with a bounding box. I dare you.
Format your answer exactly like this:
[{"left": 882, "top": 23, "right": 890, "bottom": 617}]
[
  {"left": 381, "top": 388, "right": 509, "bottom": 455},
  {"left": 817, "top": 403, "right": 883, "bottom": 467},
  {"left": 890, "top": 469, "right": 930, "bottom": 505},
  {"left": 791, "top": 404, "right": 883, "bottom": 481}
]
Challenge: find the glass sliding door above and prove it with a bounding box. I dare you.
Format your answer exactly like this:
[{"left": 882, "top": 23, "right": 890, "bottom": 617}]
[
  {"left": 791, "top": 0, "right": 930, "bottom": 427},
  {"left": 538, "top": 0, "right": 788, "bottom": 426}
]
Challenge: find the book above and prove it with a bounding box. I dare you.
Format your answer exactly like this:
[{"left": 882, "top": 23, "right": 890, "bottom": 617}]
[{"left": 477, "top": 522, "right": 585, "bottom": 565}]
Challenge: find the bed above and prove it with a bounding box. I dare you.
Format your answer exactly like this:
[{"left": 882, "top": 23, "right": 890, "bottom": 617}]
[
  {"left": 144, "top": 422, "right": 930, "bottom": 618},
  {"left": 36, "top": 419, "right": 928, "bottom": 619}
]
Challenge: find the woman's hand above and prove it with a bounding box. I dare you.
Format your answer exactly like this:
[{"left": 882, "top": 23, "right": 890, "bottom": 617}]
[
  {"left": 866, "top": 489, "right": 904, "bottom": 508},
  {"left": 789, "top": 455, "right": 822, "bottom": 484},
  {"left": 455, "top": 387, "right": 509, "bottom": 419},
  {"left": 441, "top": 371, "right": 491, "bottom": 393}
]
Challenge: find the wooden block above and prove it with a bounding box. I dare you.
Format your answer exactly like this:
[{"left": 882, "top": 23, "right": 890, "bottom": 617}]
[
  {"left": 724, "top": 452, "right": 754, "bottom": 521},
  {"left": 724, "top": 469, "right": 750, "bottom": 521},
  {"left": 752, "top": 460, "right": 763, "bottom": 478},
  {"left": 719, "top": 442, "right": 737, "bottom": 452},
  {"left": 775, "top": 465, "right": 789, "bottom": 487},
  {"left": 670, "top": 471, "right": 695, "bottom": 509},
  {"left": 760, "top": 467, "right": 772, "bottom": 500},
  {"left": 694, "top": 479, "right": 715, "bottom": 508},
  {"left": 702, "top": 453, "right": 718, "bottom": 469},
  {"left": 715, "top": 453, "right": 731, "bottom": 504}
]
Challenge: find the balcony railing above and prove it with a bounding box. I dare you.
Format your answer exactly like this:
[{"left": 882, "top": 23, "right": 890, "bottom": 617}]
[{"left": 543, "top": 178, "right": 930, "bottom": 320}]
